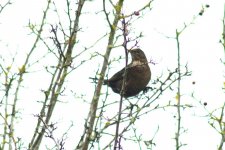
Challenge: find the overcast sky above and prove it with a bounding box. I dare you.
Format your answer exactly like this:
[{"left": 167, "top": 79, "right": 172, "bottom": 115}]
[{"left": 0, "top": 0, "right": 225, "bottom": 149}]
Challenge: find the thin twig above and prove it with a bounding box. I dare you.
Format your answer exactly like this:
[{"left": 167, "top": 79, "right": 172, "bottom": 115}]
[{"left": 113, "top": 13, "right": 129, "bottom": 150}]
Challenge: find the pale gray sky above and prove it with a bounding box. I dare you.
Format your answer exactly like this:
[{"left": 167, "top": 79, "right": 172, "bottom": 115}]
[{"left": 0, "top": 0, "right": 225, "bottom": 149}]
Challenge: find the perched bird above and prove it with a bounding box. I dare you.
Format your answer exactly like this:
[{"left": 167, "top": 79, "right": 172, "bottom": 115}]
[{"left": 104, "top": 49, "right": 151, "bottom": 98}]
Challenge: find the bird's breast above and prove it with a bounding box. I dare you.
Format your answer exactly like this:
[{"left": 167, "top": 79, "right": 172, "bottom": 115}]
[{"left": 130, "top": 60, "right": 145, "bottom": 67}]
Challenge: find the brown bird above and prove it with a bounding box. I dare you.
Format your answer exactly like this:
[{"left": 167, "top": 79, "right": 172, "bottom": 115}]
[{"left": 104, "top": 49, "right": 151, "bottom": 98}]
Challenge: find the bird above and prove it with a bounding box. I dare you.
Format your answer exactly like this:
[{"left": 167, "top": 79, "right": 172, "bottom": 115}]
[{"left": 104, "top": 48, "right": 151, "bottom": 98}]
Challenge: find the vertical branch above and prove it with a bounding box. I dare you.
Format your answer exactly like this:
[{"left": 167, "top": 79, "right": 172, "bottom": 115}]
[
  {"left": 6, "top": 0, "right": 51, "bottom": 149},
  {"left": 172, "top": 6, "right": 206, "bottom": 148},
  {"left": 0, "top": 114, "right": 17, "bottom": 150},
  {"left": 218, "top": 103, "right": 225, "bottom": 150},
  {"left": 29, "top": 0, "right": 85, "bottom": 149},
  {"left": 113, "top": 14, "right": 129, "bottom": 150},
  {"left": 175, "top": 29, "right": 181, "bottom": 150},
  {"left": 218, "top": 4, "right": 225, "bottom": 150},
  {"left": 80, "top": 0, "right": 124, "bottom": 150},
  {"left": 0, "top": 64, "right": 15, "bottom": 150},
  {"left": 222, "top": 3, "right": 225, "bottom": 54}
]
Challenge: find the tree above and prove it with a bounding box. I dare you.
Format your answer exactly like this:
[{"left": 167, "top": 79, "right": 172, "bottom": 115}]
[{"left": 0, "top": 0, "right": 224, "bottom": 150}]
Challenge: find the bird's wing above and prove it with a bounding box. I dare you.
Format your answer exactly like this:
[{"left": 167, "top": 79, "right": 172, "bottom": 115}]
[
  {"left": 108, "top": 64, "right": 136, "bottom": 82},
  {"left": 107, "top": 68, "right": 125, "bottom": 82}
]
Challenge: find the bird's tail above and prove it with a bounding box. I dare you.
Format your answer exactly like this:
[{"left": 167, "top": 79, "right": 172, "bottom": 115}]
[
  {"left": 89, "top": 77, "right": 107, "bottom": 85},
  {"left": 89, "top": 77, "right": 98, "bottom": 84}
]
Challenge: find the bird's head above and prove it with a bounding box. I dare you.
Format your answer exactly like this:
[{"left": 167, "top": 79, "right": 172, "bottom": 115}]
[{"left": 129, "top": 49, "right": 148, "bottom": 63}]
